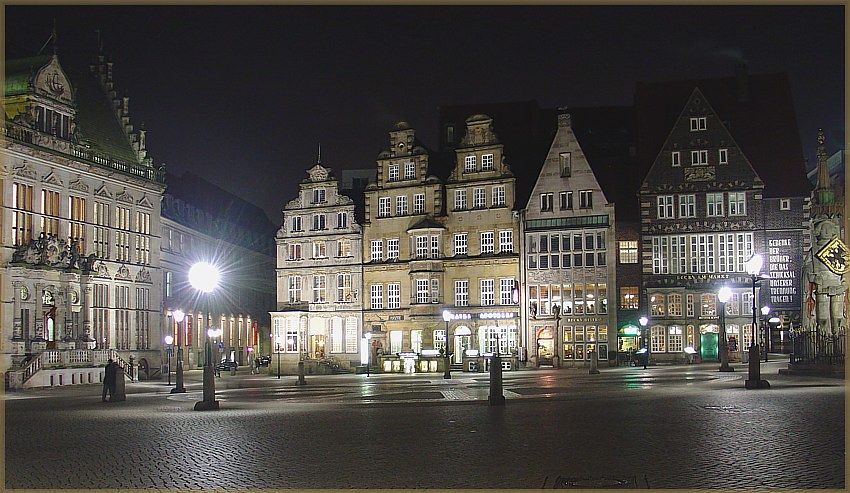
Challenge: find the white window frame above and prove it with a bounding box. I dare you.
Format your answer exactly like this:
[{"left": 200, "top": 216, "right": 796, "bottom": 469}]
[
  {"left": 464, "top": 155, "right": 477, "bottom": 172},
  {"left": 579, "top": 190, "right": 593, "bottom": 209},
  {"left": 387, "top": 238, "right": 399, "bottom": 260},
  {"left": 455, "top": 189, "right": 467, "bottom": 210},
  {"left": 718, "top": 148, "right": 728, "bottom": 164},
  {"left": 370, "top": 284, "right": 383, "bottom": 310},
  {"left": 728, "top": 192, "right": 746, "bottom": 216},
  {"left": 707, "top": 192, "right": 724, "bottom": 217},
  {"left": 690, "top": 150, "right": 708, "bottom": 165},
  {"left": 396, "top": 195, "right": 408, "bottom": 216},
  {"left": 378, "top": 197, "right": 391, "bottom": 217},
  {"left": 657, "top": 195, "right": 674, "bottom": 219},
  {"left": 481, "top": 153, "right": 494, "bottom": 170},
  {"left": 455, "top": 280, "right": 469, "bottom": 307},
  {"left": 499, "top": 278, "right": 514, "bottom": 305},
  {"left": 413, "top": 193, "right": 425, "bottom": 214},
  {"left": 671, "top": 151, "right": 681, "bottom": 166},
  {"left": 678, "top": 194, "right": 696, "bottom": 218},
  {"left": 689, "top": 117, "right": 707, "bottom": 131},
  {"left": 454, "top": 233, "right": 468, "bottom": 256},
  {"left": 480, "top": 232, "right": 495, "bottom": 254},
  {"left": 404, "top": 161, "right": 415, "bottom": 180},
  {"left": 480, "top": 279, "right": 495, "bottom": 306},
  {"left": 472, "top": 188, "right": 486, "bottom": 209},
  {"left": 370, "top": 239, "right": 383, "bottom": 262},
  {"left": 388, "top": 164, "right": 399, "bottom": 182},
  {"left": 540, "top": 193, "right": 553, "bottom": 212},
  {"left": 387, "top": 283, "right": 401, "bottom": 309},
  {"left": 499, "top": 230, "right": 513, "bottom": 253},
  {"left": 416, "top": 279, "right": 430, "bottom": 304},
  {"left": 288, "top": 276, "right": 302, "bottom": 303}
]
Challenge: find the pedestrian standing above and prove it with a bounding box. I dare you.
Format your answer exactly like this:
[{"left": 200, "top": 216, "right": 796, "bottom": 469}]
[
  {"left": 254, "top": 358, "right": 261, "bottom": 374},
  {"left": 102, "top": 359, "right": 117, "bottom": 402}
]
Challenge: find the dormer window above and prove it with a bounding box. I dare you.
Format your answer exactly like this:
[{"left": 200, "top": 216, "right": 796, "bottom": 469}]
[
  {"left": 36, "top": 106, "right": 71, "bottom": 139},
  {"left": 388, "top": 164, "right": 399, "bottom": 182},
  {"left": 312, "top": 188, "right": 326, "bottom": 204},
  {"left": 404, "top": 161, "right": 415, "bottom": 180},
  {"left": 481, "top": 154, "right": 494, "bottom": 171},
  {"left": 464, "top": 155, "right": 476, "bottom": 173}
]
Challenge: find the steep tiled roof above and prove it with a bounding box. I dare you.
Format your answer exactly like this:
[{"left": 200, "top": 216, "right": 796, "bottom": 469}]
[{"left": 634, "top": 72, "right": 810, "bottom": 198}]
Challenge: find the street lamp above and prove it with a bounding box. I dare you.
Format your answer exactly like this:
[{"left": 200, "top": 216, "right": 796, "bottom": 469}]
[
  {"left": 638, "top": 316, "right": 648, "bottom": 369},
  {"left": 442, "top": 310, "right": 452, "bottom": 379},
  {"left": 191, "top": 261, "right": 222, "bottom": 410},
  {"left": 164, "top": 335, "right": 173, "bottom": 385},
  {"left": 276, "top": 337, "right": 281, "bottom": 379},
  {"left": 744, "top": 254, "right": 770, "bottom": 389},
  {"left": 365, "top": 332, "right": 372, "bottom": 377},
  {"left": 171, "top": 309, "right": 186, "bottom": 393},
  {"left": 717, "top": 286, "right": 734, "bottom": 372}
]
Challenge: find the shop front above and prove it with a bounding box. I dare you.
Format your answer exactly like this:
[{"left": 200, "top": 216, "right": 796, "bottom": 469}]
[{"left": 617, "top": 323, "right": 641, "bottom": 365}]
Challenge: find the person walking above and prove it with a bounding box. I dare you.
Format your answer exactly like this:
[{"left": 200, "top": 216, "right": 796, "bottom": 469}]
[{"left": 102, "top": 359, "right": 117, "bottom": 402}]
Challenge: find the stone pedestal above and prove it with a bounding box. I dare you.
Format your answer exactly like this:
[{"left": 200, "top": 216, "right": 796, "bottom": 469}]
[{"left": 111, "top": 371, "right": 126, "bottom": 402}]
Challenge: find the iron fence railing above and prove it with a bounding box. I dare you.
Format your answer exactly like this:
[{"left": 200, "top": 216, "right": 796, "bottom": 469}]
[{"left": 790, "top": 328, "right": 845, "bottom": 366}]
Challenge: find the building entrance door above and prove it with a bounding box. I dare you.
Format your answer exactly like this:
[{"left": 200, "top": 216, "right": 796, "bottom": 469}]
[
  {"left": 454, "top": 336, "right": 470, "bottom": 364},
  {"left": 537, "top": 338, "right": 554, "bottom": 366},
  {"left": 700, "top": 333, "right": 718, "bottom": 362},
  {"left": 310, "top": 335, "right": 326, "bottom": 359}
]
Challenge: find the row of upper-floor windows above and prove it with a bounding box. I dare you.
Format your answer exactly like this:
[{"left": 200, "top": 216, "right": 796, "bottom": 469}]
[
  {"left": 386, "top": 161, "right": 418, "bottom": 182},
  {"left": 539, "top": 190, "right": 593, "bottom": 212},
  {"left": 463, "top": 153, "right": 495, "bottom": 173},
  {"left": 11, "top": 182, "right": 151, "bottom": 263},
  {"left": 285, "top": 273, "right": 355, "bottom": 304},
  {"left": 369, "top": 230, "right": 513, "bottom": 261},
  {"left": 647, "top": 291, "right": 755, "bottom": 318},
  {"left": 528, "top": 281, "right": 608, "bottom": 317},
  {"left": 655, "top": 192, "right": 747, "bottom": 219},
  {"left": 453, "top": 185, "right": 506, "bottom": 211},
  {"left": 285, "top": 239, "right": 353, "bottom": 260},
  {"left": 670, "top": 148, "right": 728, "bottom": 167},
  {"left": 526, "top": 230, "right": 607, "bottom": 270},
  {"left": 376, "top": 194, "right": 427, "bottom": 217},
  {"left": 650, "top": 232, "right": 754, "bottom": 275},
  {"left": 369, "top": 277, "right": 517, "bottom": 309},
  {"left": 289, "top": 211, "right": 349, "bottom": 232}
]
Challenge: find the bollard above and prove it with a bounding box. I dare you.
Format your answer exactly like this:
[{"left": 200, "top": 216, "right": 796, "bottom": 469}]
[
  {"left": 111, "top": 367, "right": 126, "bottom": 402},
  {"left": 230, "top": 365, "right": 236, "bottom": 376},
  {"left": 745, "top": 344, "right": 770, "bottom": 389},
  {"left": 297, "top": 360, "right": 307, "bottom": 386},
  {"left": 589, "top": 350, "right": 600, "bottom": 374},
  {"left": 488, "top": 355, "right": 505, "bottom": 406}
]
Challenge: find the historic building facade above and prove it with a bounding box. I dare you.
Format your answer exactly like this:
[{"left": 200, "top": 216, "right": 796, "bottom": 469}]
[
  {"left": 522, "top": 112, "right": 616, "bottom": 368},
  {"left": 640, "top": 88, "right": 782, "bottom": 363},
  {"left": 442, "top": 115, "right": 522, "bottom": 369},
  {"left": 361, "top": 122, "right": 445, "bottom": 372},
  {"left": 272, "top": 163, "right": 363, "bottom": 373},
  {"left": 160, "top": 172, "right": 275, "bottom": 375},
  {"left": 3, "top": 48, "right": 165, "bottom": 387}
]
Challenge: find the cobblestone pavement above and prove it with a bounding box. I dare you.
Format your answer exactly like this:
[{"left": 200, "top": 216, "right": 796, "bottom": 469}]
[{"left": 4, "top": 360, "right": 845, "bottom": 489}]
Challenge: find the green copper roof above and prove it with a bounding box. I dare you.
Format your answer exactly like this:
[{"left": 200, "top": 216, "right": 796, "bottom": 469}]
[{"left": 3, "top": 55, "right": 50, "bottom": 96}]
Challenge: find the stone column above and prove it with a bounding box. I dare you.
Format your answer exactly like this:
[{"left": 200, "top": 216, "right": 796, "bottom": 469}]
[
  {"left": 80, "top": 283, "right": 94, "bottom": 348},
  {"left": 33, "top": 283, "right": 45, "bottom": 343},
  {"left": 12, "top": 281, "right": 23, "bottom": 340}
]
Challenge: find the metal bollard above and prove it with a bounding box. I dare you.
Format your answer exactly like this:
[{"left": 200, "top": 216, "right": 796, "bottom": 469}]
[
  {"left": 745, "top": 344, "right": 770, "bottom": 389},
  {"left": 488, "top": 355, "right": 505, "bottom": 406}
]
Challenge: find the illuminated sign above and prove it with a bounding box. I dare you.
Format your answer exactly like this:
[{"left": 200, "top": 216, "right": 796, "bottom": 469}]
[
  {"left": 619, "top": 325, "right": 640, "bottom": 336},
  {"left": 766, "top": 233, "right": 802, "bottom": 309},
  {"left": 479, "top": 312, "right": 516, "bottom": 320}
]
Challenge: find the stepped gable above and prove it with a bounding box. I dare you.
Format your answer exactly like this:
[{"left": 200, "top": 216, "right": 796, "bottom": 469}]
[{"left": 635, "top": 71, "right": 810, "bottom": 198}]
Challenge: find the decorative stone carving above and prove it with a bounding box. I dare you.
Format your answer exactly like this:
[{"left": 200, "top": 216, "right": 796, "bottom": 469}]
[
  {"left": 42, "top": 170, "right": 63, "bottom": 187},
  {"left": 116, "top": 187, "right": 134, "bottom": 204},
  {"left": 134, "top": 267, "right": 152, "bottom": 283},
  {"left": 68, "top": 175, "right": 90, "bottom": 193},
  {"left": 684, "top": 166, "right": 716, "bottom": 182},
  {"left": 94, "top": 183, "right": 113, "bottom": 199},
  {"left": 96, "top": 262, "right": 110, "bottom": 278},
  {"left": 115, "top": 264, "right": 131, "bottom": 280},
  {"left": 12, "top": 161, "right": 38, "bottom": 180}
]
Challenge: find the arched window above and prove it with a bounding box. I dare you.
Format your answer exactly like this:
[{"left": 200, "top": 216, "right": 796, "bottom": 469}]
[{"left": 650, "top": 293, "right": 665, "bottom": 317}]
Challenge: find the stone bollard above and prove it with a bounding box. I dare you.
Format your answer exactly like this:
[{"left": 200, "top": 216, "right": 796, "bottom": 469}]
[
  {"left": 297, "top": 361, "right": 307, "bottom": 386},
  {"left": 112, "top": 367, "right": 126, "bottom": 402},
  {"left": 589, "top": 350, "right": 600, "bottom": 374},
  {"left": 488, "top": 355, "right": 505, "bottom": 406},
  {"left": 230, "top": 365, "right": 236, "bottom": 376}
]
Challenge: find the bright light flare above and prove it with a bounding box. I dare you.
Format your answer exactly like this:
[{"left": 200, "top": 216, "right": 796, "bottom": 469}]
[{"left": 189, "top": 262, "right": 220, "bottom": 293}]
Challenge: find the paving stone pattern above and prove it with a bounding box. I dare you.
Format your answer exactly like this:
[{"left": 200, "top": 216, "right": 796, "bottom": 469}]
[{"left": 4, "top": 362, "right": 844, "bottom": 489}]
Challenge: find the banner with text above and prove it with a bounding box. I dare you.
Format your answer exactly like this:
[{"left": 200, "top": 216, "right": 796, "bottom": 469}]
[{"left": 765, "top": 231, "right": 803, "bottom": 310}]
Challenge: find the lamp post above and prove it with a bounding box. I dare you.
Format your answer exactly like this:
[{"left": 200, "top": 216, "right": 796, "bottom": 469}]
[
  {"left": 191, "top": 261, "right": 221, "bottom": 410},
  {"left": 276, "top": 338, "right": 281, "bottom": 379},
  {"left": 171, "top": 309, "right": 186, "bottom": 393},
  {"left": 745, "top": 254, "right": 770, "bottom": 389},
  {"left": 717, "top": 287, "right": 734, "bottom": 372},
  {"left": 164, "top": 335, "right": 173, "bottom": 385},
  {"left": 638, "top": 316, "right": 648, "bottom": 369},
  {"left": 442, "top": 310, "right": 452, "bottom": 379},
  {"left": 365, "top": 332, "right": 372, "bottom": 377}
]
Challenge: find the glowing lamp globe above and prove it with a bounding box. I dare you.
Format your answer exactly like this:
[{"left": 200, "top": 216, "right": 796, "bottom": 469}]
[{"left": 189, "top": 262, "right": 220, "bottom": 293}]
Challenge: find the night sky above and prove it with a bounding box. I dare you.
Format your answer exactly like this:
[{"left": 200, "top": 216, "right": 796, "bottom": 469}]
[{"left": 5, "top": 5, "right": 844, "bottom": 224}]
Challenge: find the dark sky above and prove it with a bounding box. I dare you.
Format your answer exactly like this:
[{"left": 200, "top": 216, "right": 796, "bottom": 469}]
[{"left": 5, "top": 5, "right": 844, "bottom": 224}]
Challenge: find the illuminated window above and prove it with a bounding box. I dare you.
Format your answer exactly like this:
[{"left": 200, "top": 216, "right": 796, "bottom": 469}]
[
  {"left": 650, "top": 293, "right": 665, "bottom": 316},
  {"left": 668, "top": 326, "right": 683, "bottom": 352},
  {"left": 667, "top": 293, "right": 683, "bottom": 317},
  {"left": 619, "top": 241, "right": 638, "bottom": 264},
  {"left": 651, "top": 326, "right": 666, "bottom": 352},
  {"left": 390, "top": 331, "right": 402, "bottom": 353},
  {"left": 69, "top": 196, "right": 86, "bottom": 253},
  {"left": 619, "top": 286, "right": 639, "bottom": 310},
  {"left": 701, "top": 293, "right": 717, "bottom": 317},
  {"left": 455, "top": 280, "right": 468, "bottom": 307},
  {"left": 12, "top": 183, "right": 34, "bottom": 246},
  {"left": 41, "top": 189, "right": 60, "bottom": 236}
]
